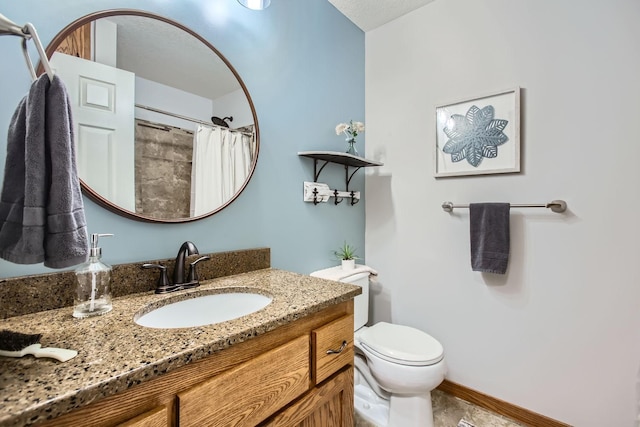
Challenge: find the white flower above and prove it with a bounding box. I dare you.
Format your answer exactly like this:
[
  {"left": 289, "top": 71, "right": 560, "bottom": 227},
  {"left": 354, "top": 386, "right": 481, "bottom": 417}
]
[
  {"left": 335, "top": 123, "right": 348, "bottom": 135},
  {"left": 335, "top": 120, "right": 365, "bottom": 140}
]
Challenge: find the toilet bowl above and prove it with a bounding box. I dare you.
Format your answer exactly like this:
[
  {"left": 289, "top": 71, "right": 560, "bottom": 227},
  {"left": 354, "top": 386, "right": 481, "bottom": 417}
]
[
  {"left": 310, "top": 266, "right": 447, "bottom": 427},
  {"left": 357, "top": 322, "right": 446, "bottom": 394}
]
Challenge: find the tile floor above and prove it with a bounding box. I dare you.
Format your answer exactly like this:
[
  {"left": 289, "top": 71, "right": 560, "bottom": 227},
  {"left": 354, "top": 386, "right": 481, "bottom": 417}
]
[{"left": 354, "top": 389, "right": 524, "bottom": 427}]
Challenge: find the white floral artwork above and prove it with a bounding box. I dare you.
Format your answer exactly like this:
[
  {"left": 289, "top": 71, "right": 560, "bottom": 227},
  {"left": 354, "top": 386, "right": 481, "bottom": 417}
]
[{"left": 435, "top": 88, "right": 520, "bottom": 177}]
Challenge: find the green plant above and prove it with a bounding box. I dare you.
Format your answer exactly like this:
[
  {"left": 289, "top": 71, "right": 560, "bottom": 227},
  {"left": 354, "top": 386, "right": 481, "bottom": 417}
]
[{"left": 333, "top": 241, "right": 359, "bottom": 261}]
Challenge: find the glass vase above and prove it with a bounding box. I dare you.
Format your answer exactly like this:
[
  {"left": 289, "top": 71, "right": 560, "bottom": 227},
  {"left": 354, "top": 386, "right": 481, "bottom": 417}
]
[{"left": 346, "top": 138, "right": 358, "bottom": 156}]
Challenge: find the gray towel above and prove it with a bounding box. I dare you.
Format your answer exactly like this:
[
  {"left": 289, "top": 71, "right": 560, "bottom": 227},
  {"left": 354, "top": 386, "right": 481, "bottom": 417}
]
[
  {"left": 469, "top": 203, "right": 510, "bottom": 274},
  {"left": 0, "top": 74, "right": 88, "bottom": 268}
]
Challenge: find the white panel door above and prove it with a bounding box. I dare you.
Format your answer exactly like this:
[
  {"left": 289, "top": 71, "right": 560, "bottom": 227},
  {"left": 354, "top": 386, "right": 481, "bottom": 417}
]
[{"left": 50, "top": 52, "right": 136, "bottom": 211}]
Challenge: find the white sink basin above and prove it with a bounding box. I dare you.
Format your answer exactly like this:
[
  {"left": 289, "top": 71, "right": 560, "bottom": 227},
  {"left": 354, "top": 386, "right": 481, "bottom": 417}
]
[{"left": 135, "top": 292, "right": 272, "bottom": 329}]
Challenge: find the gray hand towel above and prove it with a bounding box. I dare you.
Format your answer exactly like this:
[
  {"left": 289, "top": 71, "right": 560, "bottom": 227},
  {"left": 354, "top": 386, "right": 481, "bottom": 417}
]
[
  {"left": 469, "top": 203, "right": 510, "bottom": 274},
  {"left": 0, "top": 74, "right": 88, "bottom": 268}
]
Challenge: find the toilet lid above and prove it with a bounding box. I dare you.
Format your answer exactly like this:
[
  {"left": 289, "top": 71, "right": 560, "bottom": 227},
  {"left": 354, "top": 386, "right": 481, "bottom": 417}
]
[{"left": 358, "top": 322, "right": 444, "bottom": 366}]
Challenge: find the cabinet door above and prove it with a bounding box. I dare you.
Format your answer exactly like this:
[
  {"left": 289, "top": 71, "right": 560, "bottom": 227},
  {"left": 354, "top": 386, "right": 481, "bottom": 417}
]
[
  {"left": 178, "top": 335, "right": 310, "bottom": 427},
  {"left": 261, "top": 366, "right": 354, "bottom": 427},
  {"left": 118, "top": 406, "right": 168, "bottom": 427}
]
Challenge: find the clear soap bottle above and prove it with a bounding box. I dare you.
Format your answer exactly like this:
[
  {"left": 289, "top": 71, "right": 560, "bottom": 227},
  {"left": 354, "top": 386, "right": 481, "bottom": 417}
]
[{"left": 73, "top": 233, "right": 114, "bottom": 318}]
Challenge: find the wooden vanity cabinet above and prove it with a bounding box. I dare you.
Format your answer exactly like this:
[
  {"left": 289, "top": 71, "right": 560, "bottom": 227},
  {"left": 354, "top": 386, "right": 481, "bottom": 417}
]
[{"left": 38, "top": 301, "right": 354, "bottom": 427}]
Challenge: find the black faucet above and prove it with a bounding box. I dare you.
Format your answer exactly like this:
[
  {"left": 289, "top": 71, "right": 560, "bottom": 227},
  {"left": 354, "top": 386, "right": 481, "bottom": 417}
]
[
  {"left": 142, "top": 241, "right": 210, "bottom": 294},
  {"left": 173, "top": 241, "right": 200, "bottom": 286}
]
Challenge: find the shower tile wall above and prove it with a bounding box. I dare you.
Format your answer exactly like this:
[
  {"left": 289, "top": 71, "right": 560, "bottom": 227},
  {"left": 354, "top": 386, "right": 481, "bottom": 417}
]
[{"left": 135, "top": 120, "right": 193, "bottom": 219}]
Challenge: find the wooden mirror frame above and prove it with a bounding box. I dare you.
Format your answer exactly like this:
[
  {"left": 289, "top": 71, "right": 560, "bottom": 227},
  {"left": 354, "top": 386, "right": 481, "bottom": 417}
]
[{"left": 45, "top": 9, "right": 260, "bottom": 223}]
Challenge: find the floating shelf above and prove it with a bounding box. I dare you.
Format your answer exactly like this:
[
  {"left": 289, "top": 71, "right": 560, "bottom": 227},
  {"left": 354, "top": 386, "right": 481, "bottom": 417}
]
[
  {"left": 297, "top": 151, "right": 383, "bottom": 206},
  {"left": 297, "top": 151, "right": 383, "bottom": 168}
]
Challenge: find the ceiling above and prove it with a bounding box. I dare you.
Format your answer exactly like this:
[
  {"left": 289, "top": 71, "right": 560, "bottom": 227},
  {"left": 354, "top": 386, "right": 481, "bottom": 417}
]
[
  {"left": 106, "top": 15, "right": 240, "bottom": 101},
  {"left": 89, "top": 3, "right": 437, "bottom": 102},
  {"left": 328, "top": 0, "right": 436, "bottom": 32}
]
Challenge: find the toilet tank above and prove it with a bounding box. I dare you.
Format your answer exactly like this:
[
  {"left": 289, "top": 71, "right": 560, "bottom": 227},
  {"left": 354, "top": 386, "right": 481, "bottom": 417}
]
[
  {"left": 345, "top": 272, "right": 370, "bottom": 330},
  {"left": 310, "top": 267, "right": 370, "bottom": 331}
]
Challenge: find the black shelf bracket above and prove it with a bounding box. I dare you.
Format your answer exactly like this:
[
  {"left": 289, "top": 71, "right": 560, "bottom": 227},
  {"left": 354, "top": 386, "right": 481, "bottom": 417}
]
[
  {"left": 313, "top": 159, "right": 330, "bottom": 182},
  {"left": 345, "top": 165, "right": 362, "bottom": 192}
]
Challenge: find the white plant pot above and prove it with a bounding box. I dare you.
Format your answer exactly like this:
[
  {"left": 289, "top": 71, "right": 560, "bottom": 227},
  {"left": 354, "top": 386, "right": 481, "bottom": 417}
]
[{"left": 341, "top": 259, "right": 355, "bottom": 270}]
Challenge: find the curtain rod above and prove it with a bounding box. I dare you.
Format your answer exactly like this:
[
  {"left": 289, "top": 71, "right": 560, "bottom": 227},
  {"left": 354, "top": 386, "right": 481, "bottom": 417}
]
[
  {"left": 135, "top": 104, "right": 213, "bottom": 127},
  {"left": 135, "top": 104, "right": 253, "bottom": 137},
  {"left": 441, "top": 200, "right": 567, "bottom": 213}
]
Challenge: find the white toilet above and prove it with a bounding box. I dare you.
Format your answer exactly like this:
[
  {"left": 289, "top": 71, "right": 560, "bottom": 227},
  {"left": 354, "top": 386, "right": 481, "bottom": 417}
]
[{"left": 311, "top": 266, "right": 446, "bottom": 427}]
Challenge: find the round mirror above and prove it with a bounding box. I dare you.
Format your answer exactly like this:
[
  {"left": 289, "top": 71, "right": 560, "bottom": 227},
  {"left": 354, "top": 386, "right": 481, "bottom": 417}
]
[{"left": 45, "top": 10, "right": 259, "bottom": 223}]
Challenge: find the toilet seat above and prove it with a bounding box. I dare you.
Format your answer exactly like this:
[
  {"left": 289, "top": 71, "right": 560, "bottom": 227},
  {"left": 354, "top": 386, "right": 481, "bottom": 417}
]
[{"left": 358, "top": 322, "right": 444, "bottom": 366}]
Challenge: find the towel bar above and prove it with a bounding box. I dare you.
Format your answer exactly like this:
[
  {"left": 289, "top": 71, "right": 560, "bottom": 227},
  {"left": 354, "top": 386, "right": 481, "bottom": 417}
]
[{"left": 442, "top": 200, "right": 567, "bottom": 213}]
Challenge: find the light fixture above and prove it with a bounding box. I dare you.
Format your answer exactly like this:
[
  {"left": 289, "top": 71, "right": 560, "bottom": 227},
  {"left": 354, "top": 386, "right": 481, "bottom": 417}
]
[{"left": 237, "top": 0, "right": 271, "bottom": 10}]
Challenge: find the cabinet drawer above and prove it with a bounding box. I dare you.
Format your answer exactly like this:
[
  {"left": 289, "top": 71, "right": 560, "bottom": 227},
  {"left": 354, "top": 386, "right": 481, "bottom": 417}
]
[
  {"left": 312, "top": 314, "right": 354, "bottom": 384},
  {"left": 178, "top": 335, "right": 310, "bottom": 427}
]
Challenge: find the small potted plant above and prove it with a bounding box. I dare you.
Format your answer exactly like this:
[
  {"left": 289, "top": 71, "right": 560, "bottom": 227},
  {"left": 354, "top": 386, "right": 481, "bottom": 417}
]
[{"left": 333, "top": 241, "right": 359, "bottom": 270}]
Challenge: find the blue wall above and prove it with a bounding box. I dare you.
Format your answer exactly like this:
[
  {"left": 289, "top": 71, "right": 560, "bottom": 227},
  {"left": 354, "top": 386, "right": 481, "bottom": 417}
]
[{"left": 0, "top": 0, "right": 365, "bottom": 278}]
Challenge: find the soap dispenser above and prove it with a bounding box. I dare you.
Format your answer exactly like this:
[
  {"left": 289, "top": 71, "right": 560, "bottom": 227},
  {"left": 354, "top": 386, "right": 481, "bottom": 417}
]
[{"left": 73, "top": 233, "right": 114, "bottom": 318}]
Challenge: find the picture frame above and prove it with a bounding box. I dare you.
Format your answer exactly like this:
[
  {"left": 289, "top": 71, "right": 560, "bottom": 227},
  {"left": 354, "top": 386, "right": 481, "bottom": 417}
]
[{"left": 434, "top": 87, "right": 520, "bottom": 177}]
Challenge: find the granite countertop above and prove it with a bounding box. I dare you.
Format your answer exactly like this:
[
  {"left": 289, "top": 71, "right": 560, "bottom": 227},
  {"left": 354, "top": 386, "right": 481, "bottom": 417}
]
[{"left": 0, "top": 268, "right": 361, "bottom": 427}]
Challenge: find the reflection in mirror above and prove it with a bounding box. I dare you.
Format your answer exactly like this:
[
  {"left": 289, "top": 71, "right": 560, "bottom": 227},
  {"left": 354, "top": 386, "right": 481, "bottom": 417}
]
[{"left": 46, "top": 11, "right": 259, "bottom": 222}]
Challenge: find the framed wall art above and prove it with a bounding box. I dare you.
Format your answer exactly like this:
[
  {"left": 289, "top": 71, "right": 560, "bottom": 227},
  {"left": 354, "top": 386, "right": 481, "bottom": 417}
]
[{"left": 434, "top": 87, "right": 520, "bottom": 177}]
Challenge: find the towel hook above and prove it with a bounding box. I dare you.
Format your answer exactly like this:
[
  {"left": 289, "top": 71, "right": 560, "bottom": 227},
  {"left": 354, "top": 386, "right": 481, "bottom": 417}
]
[
  {"left": 333, "top": 189, "right": 344, "bottom": 205},
  {"left": 22, "top": 23, "right": 54, "bottom": 82},
  {"left": 20, "top": 38, "right": 37, "bottom": 81}
]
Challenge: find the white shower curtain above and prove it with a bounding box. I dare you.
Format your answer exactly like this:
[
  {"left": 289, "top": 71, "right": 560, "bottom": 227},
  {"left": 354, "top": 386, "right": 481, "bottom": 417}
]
[{"left": 190, "top": 125, "right": 254, "bottom": 217}]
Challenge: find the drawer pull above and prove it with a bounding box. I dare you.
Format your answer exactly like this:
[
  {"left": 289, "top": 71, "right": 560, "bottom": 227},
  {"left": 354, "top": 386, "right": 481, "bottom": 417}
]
[{"left": 326, "top": 340, "right": 348, "bottom": 355}]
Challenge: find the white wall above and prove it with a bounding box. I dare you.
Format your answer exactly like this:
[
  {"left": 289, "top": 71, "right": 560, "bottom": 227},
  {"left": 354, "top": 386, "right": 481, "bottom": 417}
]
[
  {"left": 135, "top": 76, "right": 213, "bottom": 130},
  {"left": 364, "top": 0, "right": 640, "bottom": 426},
  {"left": 93, "top": 18, "right": 117, "bottom": 67},
  {"left": 211, "top": 88, "right": 254, "bottom": 129}
]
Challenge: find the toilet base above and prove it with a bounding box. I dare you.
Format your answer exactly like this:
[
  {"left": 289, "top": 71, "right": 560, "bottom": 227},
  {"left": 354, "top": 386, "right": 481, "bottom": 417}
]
[
  {"left": 354, "top": 380, "right": 436, "bottom": 427},
  {"left": 388, "top": 392, "right": 434, "bottom": 427},
  {"left": 354, "top": 382, "right": 389, "bottom": 426},
  {"left": 354, "top": 382, "right": 435, "bottom": 427}
]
